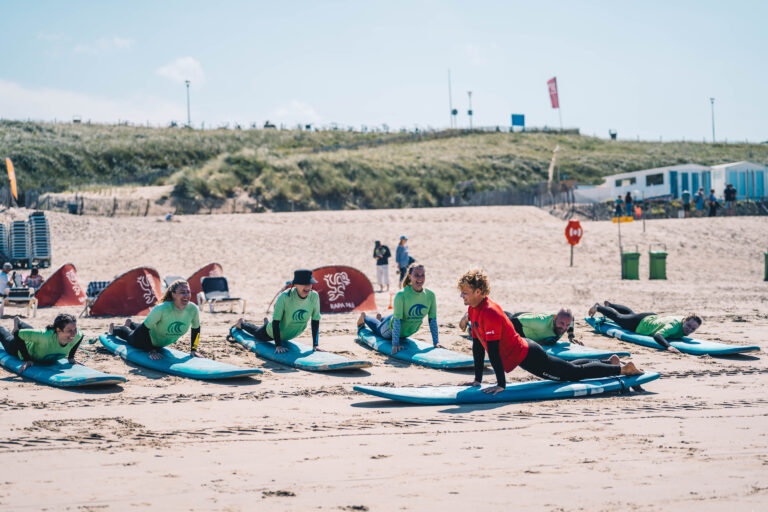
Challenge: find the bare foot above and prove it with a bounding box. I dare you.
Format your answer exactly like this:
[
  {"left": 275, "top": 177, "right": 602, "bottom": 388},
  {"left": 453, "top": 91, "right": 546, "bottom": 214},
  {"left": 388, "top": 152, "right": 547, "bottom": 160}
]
[
  {"left": 608, "top": 354, "right": 620, "bottom": 365},
  {"left": 357, "top": 312, "right": 365, "bottom": 328},
  {"left": 588, "top": 303, "right": 599, "bottom": 317},
  {"left": 108, "top": 322, "right": 115, "bottom": 335},
  {"left": 603, "top": 300, "right": 611, "bottom": 307},
  {"left": 235, "top": 318, "right": 243, "bottom": 329},
  {"left": 620, "top": 361, "right": 643, "bottom": 376},
  {"left": 376, "top": 312, "right": 382, "bottom": 321}
]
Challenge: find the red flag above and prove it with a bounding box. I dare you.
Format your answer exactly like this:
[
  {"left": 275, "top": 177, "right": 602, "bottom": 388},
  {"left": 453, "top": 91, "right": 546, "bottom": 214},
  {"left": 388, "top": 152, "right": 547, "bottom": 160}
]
[{"left": 547, "top": 77, "right": 559, "bottom": 109}]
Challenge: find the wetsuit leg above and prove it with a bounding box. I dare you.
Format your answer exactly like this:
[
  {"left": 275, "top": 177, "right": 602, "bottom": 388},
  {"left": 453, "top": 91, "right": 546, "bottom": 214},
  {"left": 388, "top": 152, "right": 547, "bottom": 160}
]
[
  {"left": 114, "top": 323, "right": 154, "bottom": 351},
  {"left": 506, "top": 312, "right": 525, "bottom": 336},
  {"left": 519, "top": 341, "right": 621, "bottom": 382},
  {"left": 363, "top": 315, "right": 393, "bottom": 339},
  {"left": 240, "top": 321, "right": 273, "bottom": 342},
  {"left": 604, "top": 303, "right": 635, "bottom": 315},
  {"left": 0, "top": 325, "right": 32, "bottom": 360},
  {"left": 596, "top": 305, "right": 653, "bottom": 333}
]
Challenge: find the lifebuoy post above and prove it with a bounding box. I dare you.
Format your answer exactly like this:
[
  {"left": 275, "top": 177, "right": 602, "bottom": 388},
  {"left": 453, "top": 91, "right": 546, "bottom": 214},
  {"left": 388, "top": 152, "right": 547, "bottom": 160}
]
[{"left": 565, "top": 220, "right": 583, "bottom": 267}]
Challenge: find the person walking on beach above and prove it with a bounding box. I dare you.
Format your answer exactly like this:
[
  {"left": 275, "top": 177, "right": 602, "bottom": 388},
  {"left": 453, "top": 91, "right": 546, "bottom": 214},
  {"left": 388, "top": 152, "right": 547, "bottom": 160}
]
[
  {"left": 459, "top": 308, "right": 583, "bottom": 345},
  {"left": 724, "top": 184, "right": 736, "bottom": 216},
  {"left": 614, "top": 196, "right": 624, "bottom": 217},
  {"left": 588, "top": 301, "right": 702, "bottom": 353},
  {"left": 357, "top": 264, "right": 443, "bottom": 355},
  {"left": 708, "top": 189, "right": 719, "bottom": 217},
  {"left": 109, "top": 279, "right": 201, "bottom": 360},
  {"left": 233, "top": 269, "right": 321, "bottom": 354},
  {"left": 681, "top": 189, "right": 691, "bottom": 218},
  {"left": 694, "top": 188, "right": 705, "bottom": 217},
  {"left": 458, "top": 270, "right": 641, "bottom": 396},
  {"left": 395, "top": 235, "right": 412, "bottom": 286},
  {"left": 372, "top": 240, "right": 391, "bottom": 292},
  {"left": 0, "top": 314, "right": 84, "bottom": 372}
]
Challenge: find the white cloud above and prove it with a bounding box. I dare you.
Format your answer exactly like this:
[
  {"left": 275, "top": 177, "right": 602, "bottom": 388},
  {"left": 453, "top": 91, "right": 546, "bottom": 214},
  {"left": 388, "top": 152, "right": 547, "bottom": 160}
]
[
  {"left": 269, "top": 100, "right": 321, "bottom": 124},
  {"left": 0, "top": 79, "right": 182, "bottom": 125},
  {"left": 155, "top": 57, "right": 205, "bottom": 85},
  {"left": 74, "top": 36, "right": 134, "bottom": 54}
]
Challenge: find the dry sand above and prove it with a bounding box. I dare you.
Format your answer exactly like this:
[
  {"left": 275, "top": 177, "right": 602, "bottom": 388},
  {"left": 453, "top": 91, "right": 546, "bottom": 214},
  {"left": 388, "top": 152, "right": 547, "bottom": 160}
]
[{"left": 1, "top": 205, "right": 766, "bottom": 511}]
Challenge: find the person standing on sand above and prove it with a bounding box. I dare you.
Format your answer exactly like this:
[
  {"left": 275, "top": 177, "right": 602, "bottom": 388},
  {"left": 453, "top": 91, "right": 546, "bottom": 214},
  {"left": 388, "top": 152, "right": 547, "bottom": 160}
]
[
  {"left": 588, "top": 301, "right": 703, "bottom": 353},
  {"left": 373, "top": 240, "right": 391, "bottom": 292},
  {"left": 357, "top": 264, "right": 443, "bottom": 355},
  {"left": 458, "top": 269, "right": 641, "bottom": 395},
  {"left": 694, "top": 188, "right": 705, "bottom": 217},
  {"left": 395, "top": 235, "right": 411, "bottom": 286},
  {"left": 232, "top": 269, "right": 321, "bottom": 354},
  {"left": 109, "top": 280, "right": 201, "bottom": 360},
  {"left": 681, "top": 189, "right": 691, "bottom": 218},
  {"left": 724, "top": 184, "right": 736, "bottom": 216},
  {"left": 708, "top": 189, "right": 719, "bottom": 217},
  {"left": 614, "top": 196, "right": 624, "bottom": 217},
  {"left": 625, "top": 192, "right": 634, "bottom": 217}
]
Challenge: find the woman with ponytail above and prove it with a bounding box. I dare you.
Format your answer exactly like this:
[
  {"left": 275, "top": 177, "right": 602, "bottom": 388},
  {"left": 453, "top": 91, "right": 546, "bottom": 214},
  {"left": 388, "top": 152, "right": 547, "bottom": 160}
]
[{"left": 0, "top": 314, "right": 83, "bottom": 372}]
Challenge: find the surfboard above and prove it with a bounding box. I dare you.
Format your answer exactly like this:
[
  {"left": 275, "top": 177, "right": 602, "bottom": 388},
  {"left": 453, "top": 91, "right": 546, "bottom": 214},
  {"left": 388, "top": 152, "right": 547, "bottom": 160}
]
[
  {"left": 354, "top": 372, "right": 660, "bottom": 405},
  {"left": 585, "top": 317, "right": 761, "bottom": 356},
  {"left": 542, "top": 341, "right": 631, "bottom": 360},
  {"left": 229, "top": 328, "right": 371, "bottom": 371},
  {"left": 0, "top": 346, "right": 126, "bottom": 387},
  {"left": 99, "top": 334, "right": 262, "bottom": 379},
  {"left": 357, "top": 328, "right": 475, "bottom": 369}
]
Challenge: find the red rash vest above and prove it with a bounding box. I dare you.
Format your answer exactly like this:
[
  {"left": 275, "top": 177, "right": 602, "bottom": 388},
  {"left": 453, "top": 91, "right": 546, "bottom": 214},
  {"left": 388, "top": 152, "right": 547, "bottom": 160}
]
[{"left": 468, "top": 297, "right": 529, "bottom": 372}]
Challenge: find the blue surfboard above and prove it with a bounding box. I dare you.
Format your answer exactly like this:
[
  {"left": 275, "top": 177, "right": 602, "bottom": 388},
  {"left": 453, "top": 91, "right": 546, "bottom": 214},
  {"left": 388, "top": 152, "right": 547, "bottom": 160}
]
[
  {"left": 585, "top": 317, "right": 761, "bottom": 356},
  {"left": 354, "top": 372, "right": 660, "bottom": 405},
  {"left": 357, "top": 328, "right": 476, "bottom": 369},
  {"left": 99, "top": 334, "right": 262, "bottom": 379},
  {"left": 542, "top": 341, "right": 630, "bottom": 361},
  {"left": 229, "top": 328, "right": 371, "bottom": 371},
  {"left": 0, "top": 346, "right": 126, "bottom": 387}
]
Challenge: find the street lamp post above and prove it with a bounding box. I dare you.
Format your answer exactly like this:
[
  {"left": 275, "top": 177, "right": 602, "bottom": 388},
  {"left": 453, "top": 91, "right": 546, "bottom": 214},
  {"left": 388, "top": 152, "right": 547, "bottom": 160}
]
[
  {"left": 710, "top": 97, "right": 715, "bottom": 143},
  {"left": 467, "top": 91, "right": 473, "bottom": 129},
  {"left": 185, "top": 80, "right": 192, "bottom": 128}
]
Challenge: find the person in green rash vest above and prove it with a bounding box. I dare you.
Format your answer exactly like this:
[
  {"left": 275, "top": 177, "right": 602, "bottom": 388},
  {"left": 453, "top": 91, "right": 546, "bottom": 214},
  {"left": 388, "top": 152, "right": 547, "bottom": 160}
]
[
  {"left": 0, "top": 314, "right": 84, "bottom": 372},
  {"left": 356, "top": 264, "right": 444, "bottom": 355},
  {"left": 233, "top": 269, "right": 322, "bottom": 354},
  {"left": 110, "top": 280, "right": 201, "bottom": 360},
  {"left": 588, "top": 301, "right": 703, "bottom": 353},
  {"left": 459, "top": 309, "right": 583, "bottom": 345}
]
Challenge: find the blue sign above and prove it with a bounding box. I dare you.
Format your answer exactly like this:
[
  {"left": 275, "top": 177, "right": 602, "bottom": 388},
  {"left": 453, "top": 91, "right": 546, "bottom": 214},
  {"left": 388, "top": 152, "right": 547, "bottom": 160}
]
[{"left": 511, "top": 114, "right": 525, "bottom": 127}]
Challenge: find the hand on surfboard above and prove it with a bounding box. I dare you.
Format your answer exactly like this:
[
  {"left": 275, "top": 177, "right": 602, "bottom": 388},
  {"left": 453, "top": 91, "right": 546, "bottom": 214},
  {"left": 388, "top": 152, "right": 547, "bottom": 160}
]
[
  {"left": 569, "top": 338, "right": 584, "bottom": 346},
  {"left": 148, "top": 350, "right": 163, "bottom": 360},
  {"left": 312, "top": 346, "right": 324, "bottom": 352},
  {"left": 482, "top": 385, "right": 505, "bottom": 396},
  {"left": 391, "top": 344, "right": 405, "bottom": 355},
  {"left": 668, "top": 346, "right": 681, "bottom": 353},
  {"left": 68, "top": 358, "right": 83, "bottom": 365},
  {"left": 190, "top": 350, "right": 200, "bottom": 358},
  {"left": 19, "top": 361, "right": 34, "bottom": 372},
  {"left": 461, "top": 381, "right": 482, "bottom": 387},
  {"left": 275, "top": 346, "right": 289, "bottom": 354},
  {"left": 432, "top": 343, "right": 445, "bottom": 349}
]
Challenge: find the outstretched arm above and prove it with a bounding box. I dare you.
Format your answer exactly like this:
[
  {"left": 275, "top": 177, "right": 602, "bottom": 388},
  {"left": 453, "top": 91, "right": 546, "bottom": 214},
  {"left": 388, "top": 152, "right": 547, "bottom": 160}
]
[
  {"left": 428, "top": 318, "right": 442, "bottom": 348},
  {"left": 653, "top": 333, "right": 680, "bottom": 353},
  {"left": 485, "top": 340, "right": 506, "bottom": 389},
  {"left": 67, "top": 339, "right": 83, "bottom": 364},
  {"left": 190, "top": 327, "right": 201, "bottom": 354},
  {"left": 390, "top": 318, "right": 403, "bottom": 355}
]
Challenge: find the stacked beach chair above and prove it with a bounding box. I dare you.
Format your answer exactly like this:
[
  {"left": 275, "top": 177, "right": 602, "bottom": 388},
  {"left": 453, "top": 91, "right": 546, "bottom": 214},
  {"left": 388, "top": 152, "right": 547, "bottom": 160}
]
[
  {"left": 28, "top": 211, "right": 51, "bottom": 268},
  {"left": 9, "top": 220, "right": 31, "bottom": 268}
]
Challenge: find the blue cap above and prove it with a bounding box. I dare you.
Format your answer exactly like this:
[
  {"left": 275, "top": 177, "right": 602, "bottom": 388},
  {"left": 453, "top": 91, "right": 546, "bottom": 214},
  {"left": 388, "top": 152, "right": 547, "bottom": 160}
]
[{"left": 400, "top": 235, "right": 408, "bottom": 240}]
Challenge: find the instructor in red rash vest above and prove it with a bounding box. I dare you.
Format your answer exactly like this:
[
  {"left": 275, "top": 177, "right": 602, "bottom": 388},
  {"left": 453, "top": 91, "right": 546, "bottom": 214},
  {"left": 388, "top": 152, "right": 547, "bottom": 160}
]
[{"left": 457, "top": 269, "right": 643, "bottom": 396}]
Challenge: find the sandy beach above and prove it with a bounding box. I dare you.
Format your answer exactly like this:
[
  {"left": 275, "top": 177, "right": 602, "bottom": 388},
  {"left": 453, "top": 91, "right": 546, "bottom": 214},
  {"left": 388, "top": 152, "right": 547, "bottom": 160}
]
[{"left": 1, "top": 205, "right": 766, "bottom": 511}]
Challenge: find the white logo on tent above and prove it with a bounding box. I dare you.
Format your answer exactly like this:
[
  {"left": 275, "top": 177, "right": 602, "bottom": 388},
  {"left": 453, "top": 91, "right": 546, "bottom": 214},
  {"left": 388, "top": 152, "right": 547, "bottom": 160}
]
[
  {"left": 65, "top": 269, "right": 82, "bottom": 299},
  {"left": 323, "top": 272, "right": 351, "bottom": 301},
  {"left": 137, "top": 275, "right": 156, "bottom": 305}
]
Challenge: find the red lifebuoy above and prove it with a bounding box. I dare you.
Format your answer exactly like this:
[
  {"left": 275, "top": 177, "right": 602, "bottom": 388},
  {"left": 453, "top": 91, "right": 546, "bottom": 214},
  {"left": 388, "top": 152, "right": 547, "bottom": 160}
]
[{"left": 565, "top": 219, "right": 583, "bottom": 246}]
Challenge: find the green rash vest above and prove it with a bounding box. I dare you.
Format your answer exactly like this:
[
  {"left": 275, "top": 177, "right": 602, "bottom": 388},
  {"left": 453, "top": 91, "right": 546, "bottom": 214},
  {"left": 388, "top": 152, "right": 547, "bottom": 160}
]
[
  {"left": 389, "top": 286, "right": 437, "bottom": 338},
  {"left": 635, "top": 315, "right": 685, "bottom": 339},
  {"left": 515, "top": 313, "right": 563, "bottom": 343},
  {"left": 17, "top": 329, "right": 84, "bottom": 362},
  {"left": 267, "top": 288, "right": 321, "bottom": 342},
  {"left": 144, "top": 302, "right": 200, "bottom": 348}
]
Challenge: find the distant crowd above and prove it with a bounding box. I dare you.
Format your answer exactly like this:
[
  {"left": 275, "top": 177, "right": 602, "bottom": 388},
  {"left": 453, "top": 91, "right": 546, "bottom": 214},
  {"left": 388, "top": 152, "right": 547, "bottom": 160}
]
[{"left": 615, "top": 183, "right": 740, "bottom": 219}]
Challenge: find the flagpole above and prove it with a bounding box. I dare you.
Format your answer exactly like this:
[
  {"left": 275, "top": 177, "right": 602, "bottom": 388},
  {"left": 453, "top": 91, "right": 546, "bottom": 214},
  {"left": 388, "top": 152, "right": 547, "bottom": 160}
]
[{"left": 558, "top": 107, "right": 563, "bottom": 132}]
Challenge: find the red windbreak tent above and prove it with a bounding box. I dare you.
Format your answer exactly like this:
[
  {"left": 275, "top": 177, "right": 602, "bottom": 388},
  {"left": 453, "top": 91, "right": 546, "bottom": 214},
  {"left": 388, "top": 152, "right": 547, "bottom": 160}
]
[
  {"left": 187, "top": 262, "right": 223, "bottom": 298},
  {"left": 35, "top": 263, "right": 87, "bottom": 307},
  {"left": 89, "top": 266, "right": 162, "bottom": 317}
]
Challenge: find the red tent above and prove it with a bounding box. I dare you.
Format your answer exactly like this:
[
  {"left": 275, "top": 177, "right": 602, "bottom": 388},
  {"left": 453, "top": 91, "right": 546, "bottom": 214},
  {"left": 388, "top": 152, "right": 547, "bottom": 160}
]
[
  {"left": 187, "top": 262, "right": 223, "bottom": 298},
  {"left": 35, "top": 263, "right": 87, "bottom": 307},
  {"left": 89, "top": 267, "right": 162, "bottom": 317}
]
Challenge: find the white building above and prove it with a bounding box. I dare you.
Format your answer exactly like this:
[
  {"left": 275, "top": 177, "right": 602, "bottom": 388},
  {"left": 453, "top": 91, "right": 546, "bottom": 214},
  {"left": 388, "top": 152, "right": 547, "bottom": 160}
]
[
  {"left": 710, "top": 161, "right": 767, "bottom": 200},
  {"left": 574, "top": 163, "right": 711, "bottom": 203}
]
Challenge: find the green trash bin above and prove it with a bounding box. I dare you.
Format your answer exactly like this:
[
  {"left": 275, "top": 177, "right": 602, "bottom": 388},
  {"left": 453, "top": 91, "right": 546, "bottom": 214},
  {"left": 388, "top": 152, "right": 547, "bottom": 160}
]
[
  {"left": 649, "top": 243, "right": 668, "bottom": 280},
  {"left": 621, "top": 246, "right": 640, "bottom": 280}
]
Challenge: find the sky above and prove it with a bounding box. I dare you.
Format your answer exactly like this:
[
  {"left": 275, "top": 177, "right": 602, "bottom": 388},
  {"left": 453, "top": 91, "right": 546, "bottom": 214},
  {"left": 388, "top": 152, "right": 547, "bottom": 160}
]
[{"left": 2, "top": 0, "right": 766, "bottom": 141}]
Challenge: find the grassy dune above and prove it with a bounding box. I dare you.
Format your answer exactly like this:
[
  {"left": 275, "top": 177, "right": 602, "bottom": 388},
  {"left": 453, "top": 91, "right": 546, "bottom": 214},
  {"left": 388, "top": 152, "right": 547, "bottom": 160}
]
[{"left": 2, "top": 120, "right": 766, "bottom": 211}]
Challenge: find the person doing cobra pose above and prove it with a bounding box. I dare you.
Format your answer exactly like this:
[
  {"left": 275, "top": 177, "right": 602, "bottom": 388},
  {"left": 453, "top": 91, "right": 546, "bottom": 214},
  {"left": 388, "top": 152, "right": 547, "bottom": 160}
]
[
  {"left": 458, "top": 269, "right": 642, "bottom": 395},
  {"left": 109, "top": 279, "right": 200, "bottom": 361},
  {"left": 0, "top": 314, "right": 84, "bottom": 372},
  {"left": 356, "top": 264, "right": 443, "bottom": 355},
  {"left": 459, "top": 309, "right": 582, "bottom": 345},
  {"left": 588, "top": 301, "right": 701, "bottom": 354},
  {"left": 234, "top": 269, "right": 321, "bottom": 354}
]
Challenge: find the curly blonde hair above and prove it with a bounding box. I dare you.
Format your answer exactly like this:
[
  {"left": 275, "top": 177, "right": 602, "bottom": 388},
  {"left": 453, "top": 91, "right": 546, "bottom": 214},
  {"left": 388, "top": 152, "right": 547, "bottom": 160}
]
[{"left": 457, "top": 269, "right": 490, "bottom": 296}]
